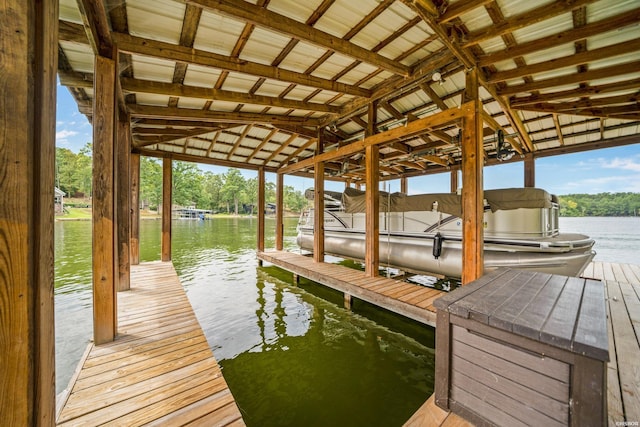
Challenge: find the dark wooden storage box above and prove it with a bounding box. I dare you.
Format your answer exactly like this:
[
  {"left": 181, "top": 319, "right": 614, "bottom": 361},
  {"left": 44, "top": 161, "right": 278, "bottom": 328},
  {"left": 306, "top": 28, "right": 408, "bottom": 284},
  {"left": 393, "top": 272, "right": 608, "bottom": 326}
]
[{"left": 434, "top": 268, "right": 609, "bottom": 427}]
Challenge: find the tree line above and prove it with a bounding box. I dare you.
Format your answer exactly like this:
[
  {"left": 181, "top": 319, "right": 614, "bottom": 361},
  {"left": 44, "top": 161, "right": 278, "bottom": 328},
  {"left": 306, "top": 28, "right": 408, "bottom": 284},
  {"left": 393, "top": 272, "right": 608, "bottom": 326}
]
[
  {"left": 558, "top": 193, "right": 640, "bottom": 217},
  {"left": 55, "top": 145, "right": 640, "bottom": 216},
  {"left": 55, "top": 145, "right": 308, "bottom": 214}
]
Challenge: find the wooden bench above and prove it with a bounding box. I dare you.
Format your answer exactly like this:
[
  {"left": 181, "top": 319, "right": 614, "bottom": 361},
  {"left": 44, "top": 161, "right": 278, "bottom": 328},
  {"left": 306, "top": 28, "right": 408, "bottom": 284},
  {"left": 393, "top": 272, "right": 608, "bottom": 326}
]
[{"left": 434, "top": 268, "right": 609, "bottom": 427}]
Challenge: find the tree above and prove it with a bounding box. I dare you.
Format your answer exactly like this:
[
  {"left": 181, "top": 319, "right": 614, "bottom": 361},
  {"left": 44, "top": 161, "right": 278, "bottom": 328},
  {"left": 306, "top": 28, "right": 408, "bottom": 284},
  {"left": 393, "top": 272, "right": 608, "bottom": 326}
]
[
  {"left": 172, "top": 161, "right": 203, "bottom": 207},
  {"left": 221, "top": 168, "right": 246, "bottom": 215},
  {"left": 140, "top": 157, "right": 162, "bottom": 210}
]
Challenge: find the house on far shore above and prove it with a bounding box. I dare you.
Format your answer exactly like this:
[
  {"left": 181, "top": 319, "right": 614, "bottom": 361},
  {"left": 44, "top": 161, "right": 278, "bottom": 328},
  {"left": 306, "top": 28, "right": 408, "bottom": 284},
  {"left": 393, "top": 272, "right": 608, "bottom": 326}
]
[{"left": 55, "top": 187, "right": 65, "bottom": 214}]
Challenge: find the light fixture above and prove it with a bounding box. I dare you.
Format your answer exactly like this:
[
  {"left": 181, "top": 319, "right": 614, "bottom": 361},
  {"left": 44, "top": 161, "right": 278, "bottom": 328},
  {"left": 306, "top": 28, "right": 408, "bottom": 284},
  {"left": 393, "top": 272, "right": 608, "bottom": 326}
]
[{"left": 432, "top": 70, "right": 442, "bottom": 82}]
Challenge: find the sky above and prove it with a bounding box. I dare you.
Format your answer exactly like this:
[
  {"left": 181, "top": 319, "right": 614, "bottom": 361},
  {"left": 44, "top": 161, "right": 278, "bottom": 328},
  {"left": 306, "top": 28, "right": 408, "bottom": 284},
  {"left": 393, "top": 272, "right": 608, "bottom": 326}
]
[{"left": 56, "top": 83, "right": 640, "bottom": 196}]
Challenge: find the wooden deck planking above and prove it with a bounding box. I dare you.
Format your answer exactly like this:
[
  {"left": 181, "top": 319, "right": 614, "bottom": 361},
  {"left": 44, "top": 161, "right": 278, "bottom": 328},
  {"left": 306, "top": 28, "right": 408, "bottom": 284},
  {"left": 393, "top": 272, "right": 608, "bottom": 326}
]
[
  {"left": 588, "top": 262, "right": 640, "bottom": 426},
  {"left": 57, "top": 261, "right": 245, "bottom": 426},
  {"left": 258, "top": 250, "right": 441, "bottom": 326}
]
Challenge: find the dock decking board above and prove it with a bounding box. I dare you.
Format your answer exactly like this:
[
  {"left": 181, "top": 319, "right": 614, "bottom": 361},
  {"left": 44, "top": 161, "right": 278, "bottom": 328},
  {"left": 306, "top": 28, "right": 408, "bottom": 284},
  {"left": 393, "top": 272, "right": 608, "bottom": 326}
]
[
  {"left": 56, "top": 261, "right": 245, "bottom": 427},
  {"left": 257, "top": 250, "right": 441, "bottom": 326}
]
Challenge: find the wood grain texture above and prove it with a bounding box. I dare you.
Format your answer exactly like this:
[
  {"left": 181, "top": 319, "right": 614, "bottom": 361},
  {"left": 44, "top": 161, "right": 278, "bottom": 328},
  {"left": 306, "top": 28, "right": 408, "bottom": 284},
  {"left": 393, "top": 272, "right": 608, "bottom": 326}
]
[
  {"left": 92, "top": 54, "right": 118, "bottom": 345},
  {"left": 313, "top": 161, "right": 325, "bottom": 262},
  {"left": 162, "top": 158, "right": 172, "bottom": 261},
  {"left": 461, "top": 69, "right": 484, "bottom": 284},
  {"left": 116, "top": 110, "right": 131, "bottom": 290},
  {"left": 130, "top": 153, "right": 140, "bottom": 264},
  {"left": 0, "top": 1, "right": 57, "bottom": 424},
  {"left": 275, "top": 173, "right": 284, "bottom": 250},
  {"left": 56, "top": 262, "right": 244, "bottom": 426},
  {"left": 258, "top": 250, "right": 440, "bottom": 326}
]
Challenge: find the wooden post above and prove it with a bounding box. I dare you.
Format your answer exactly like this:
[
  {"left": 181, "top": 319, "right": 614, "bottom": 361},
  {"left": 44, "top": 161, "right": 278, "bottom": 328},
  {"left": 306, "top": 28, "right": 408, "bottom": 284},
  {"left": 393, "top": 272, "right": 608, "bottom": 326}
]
[
  {"left": 314, "top": 161, "right": 325, "bottom": 262},
  {"left": 524, "top": 153, "right": 535, "bottom": 187},
  {"left": 450, "top": 169, "right": 459, "bottom": 193},
  {"left": 92, "top": 53, "right": 119, "bottom": 345},
  {"left": 275, "top": 172, "right": 284, "bottom": 250},
  {"left": 400, "top": 177, "right": 408, "bottom": 194},
  {"left": 116, "top": 111, "right": 131, "bottom": 290},
  {"left": 162, "top": 157, "right": 172, "bottom": 261},
  {"left": 0, "top": 1, "right": 58, "bottom": 423},
  {"left": 257, "top": 169, "right": 265, "bottom": 247},
  {"left": 344, "top": 293, "right": 353, "bottom": 310},
  {"left": 257, "top": 167, "right": 265, "bottom": 260},
  {"left": 365, "top": 102, "right": 380, "bottom": 277},
  {"left": 130, "top": 152, "right": 140, "bottom": 265},
  {"left": 461, "top": 68, "right": 484, "bottom": 284}
]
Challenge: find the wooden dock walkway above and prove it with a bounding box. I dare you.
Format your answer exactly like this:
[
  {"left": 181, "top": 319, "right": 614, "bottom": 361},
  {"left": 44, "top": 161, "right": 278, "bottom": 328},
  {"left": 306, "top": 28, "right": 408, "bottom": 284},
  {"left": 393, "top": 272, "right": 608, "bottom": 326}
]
[
  {"left": 258, "top": 252, "right": 639, "bottom": 426},
  {"left": 583, "top": 261, "right": 640, "bottom": 426},
  {"left": 56, "top": 261, "right": 245, "bottom": 426},
  {"left": 258, "top": 250, "right": 443, "bottom": 326}
]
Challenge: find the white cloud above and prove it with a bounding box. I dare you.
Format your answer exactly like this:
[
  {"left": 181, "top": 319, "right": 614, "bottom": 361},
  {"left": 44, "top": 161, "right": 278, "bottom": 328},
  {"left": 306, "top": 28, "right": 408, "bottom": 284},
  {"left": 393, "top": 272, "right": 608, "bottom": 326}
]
[
  {"left": 56, "top": 129, "right": 78, "bottom": 139},
  {"left": 600, "top": 157, "right": 640, "bottom": 172}
]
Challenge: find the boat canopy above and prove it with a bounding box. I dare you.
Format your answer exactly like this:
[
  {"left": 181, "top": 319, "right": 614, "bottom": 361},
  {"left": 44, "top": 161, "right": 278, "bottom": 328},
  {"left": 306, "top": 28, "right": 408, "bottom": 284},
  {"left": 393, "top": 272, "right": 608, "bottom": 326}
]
[{"left": 306, "top": 187, "right": 557, "bottom": 216}]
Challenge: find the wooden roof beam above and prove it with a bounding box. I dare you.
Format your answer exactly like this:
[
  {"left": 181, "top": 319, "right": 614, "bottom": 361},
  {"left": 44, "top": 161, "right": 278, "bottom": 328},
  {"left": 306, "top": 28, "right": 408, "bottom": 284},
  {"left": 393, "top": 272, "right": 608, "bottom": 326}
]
[
  {"left": 487, "top": 38, "right": 640, "bottom": 84},
  {"left": 481, "top": 112, "right": 523, "bottom": 155},
  {"left": 437, "top": 0, "right": 493, "bottom": 24},
  {"left": 477, "top": 8, "right": 640, "bottom": 67},
  {"left": 59, "top": 72, "right": 341, "bottom": 114},
  {"left": 226, "top": 125, "right": 253, "bottom": 160},
  {"left": 263, "top": 133, "right": 300, "bottom": 165},
  {"left": 76, "top": 0, "right": 113, "bottom": 57},
  {"left": 460, "top": 0, "right": 598, "bottom": 49},
  {"left": 517, "top": 104, "right": 640, "bottom": 121},
  {"left": 510, "top": 78, "right": 640, "bottom": 107},
  {"left": 498, "top": 60, "right": 640, "bottom": 96},
  {"left": 279, "top": 102, "right": 471, "bottom": 174},
  {"left": 128, "top": 105, "right": 323, "bottom": 126},
  {"left": 182, "top": 0, "right": 410, "bottom": 76},
  {"left": 58, "top": 20, "right": 372, "bottom": 98},
  {"left": 401, "top": 0, "right": 534, "bottom": 152}
]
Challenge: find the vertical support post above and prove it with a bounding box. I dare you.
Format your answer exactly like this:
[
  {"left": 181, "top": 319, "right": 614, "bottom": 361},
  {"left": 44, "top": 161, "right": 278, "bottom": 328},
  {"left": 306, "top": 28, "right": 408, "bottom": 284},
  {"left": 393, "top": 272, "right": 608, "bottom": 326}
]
[
  {"left": 130, "top": 152, "right": 140, "bottom": 265},
  {"left": 275, "top": 172, "right": 284, "bottom": 250},
  {"left": 450, "top": 168, "right": 459, "bottom": 193},
  {"left": 344, "top": 293, "right": 352, "bottom": 310},
  {"left": 314, "top": 161, "right": 325, "bottom": 262},
  {"left": 461, "top": 68, "right": 484, "bottom": 284},
  {"left": 365, "top": 102, "right": 380, "bottom": 277},
  {"left": 162, "top": 157, "right": 172, "bottom": 262},
  {"left": 257, "top": 167, "right": 265, "bottom": 266},
  {"left": 314, "top": 128, "right": 325, "bottom": 262},
  {"left": 92, "top": 53, "right": 119, "bottom": 344},
  {"left": 116, "top": 111, "right": 131, "bottom": 290},
  {"left": 400, "top": 177, "right": 408, "bottom": 194},
  {"left": 524, "top": 153, "right": 535, "bottom": 187},
  {"left": 0, "top": 1, "right": 58, "bottom": 423}
]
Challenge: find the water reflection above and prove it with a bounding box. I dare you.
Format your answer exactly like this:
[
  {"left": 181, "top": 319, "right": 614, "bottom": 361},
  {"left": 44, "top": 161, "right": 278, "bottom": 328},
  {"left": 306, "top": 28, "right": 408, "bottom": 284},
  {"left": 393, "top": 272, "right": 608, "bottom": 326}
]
[{"left": 55, "top": 218, "right": 435, "bottom": 426}]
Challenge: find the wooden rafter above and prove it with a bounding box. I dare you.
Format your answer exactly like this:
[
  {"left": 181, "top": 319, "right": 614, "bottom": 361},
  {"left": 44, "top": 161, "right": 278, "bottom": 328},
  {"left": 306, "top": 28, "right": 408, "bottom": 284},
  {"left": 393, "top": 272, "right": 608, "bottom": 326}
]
[{"left": 183, "top": 0, "right": 410, "bottom": 76}]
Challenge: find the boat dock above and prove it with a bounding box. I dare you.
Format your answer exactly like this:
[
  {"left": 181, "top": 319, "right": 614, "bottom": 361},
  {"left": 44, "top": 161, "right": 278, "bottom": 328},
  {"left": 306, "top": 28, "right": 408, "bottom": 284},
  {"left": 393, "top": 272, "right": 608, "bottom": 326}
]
[
  {"left": 258, "top": 251, "right": 640, "bottom": 426},
  {"left": 56, "top": 262, "right": 245, "bottom": 426},
  {"left": 257, "top": 250, "right": 443, "bottom": 326}
]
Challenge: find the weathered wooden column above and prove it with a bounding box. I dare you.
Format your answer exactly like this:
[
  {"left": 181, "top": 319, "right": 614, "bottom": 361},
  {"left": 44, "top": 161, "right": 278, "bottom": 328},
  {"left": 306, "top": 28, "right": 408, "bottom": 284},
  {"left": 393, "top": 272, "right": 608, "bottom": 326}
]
[
  {"left": 116, "top": 111, "right": 131, "bottom": 290},
  {"left": 524, "top": 153, "right": 535, "bottom": 187},
  {"left": 314, "top": 162, "right": 325, "bottom": 262},
  {"left": 314, "top": 129, "right": 325, "bottom": 263},
  {"left": 450, "top": 168, "right": 459, "bottom": 193},
  {"left": 461, "top": 68, "right": 484, "bottom": 284},
  {"left": 0, "top": 1, "right": 58, "bottom": 423},
  {"left": 275, "top": 172, "right": 284, "bottom": 250},
  {"left": 257, "top": 167, "right": 265, "bottom": 266},
  {"left": 162, "top": 157, "right": 172, "bottom": 261},
  {"left": 365, "top": 102, "right": 380, "bottom": 277},
  {"left": 92, "top": 52, "right": 119, "bottom": 344},
  {"left": 400, "top": 177, "right": 408, "bottom": 194},
  {"left": 130, "top": 152, "right": 140, "bottom": 265}
]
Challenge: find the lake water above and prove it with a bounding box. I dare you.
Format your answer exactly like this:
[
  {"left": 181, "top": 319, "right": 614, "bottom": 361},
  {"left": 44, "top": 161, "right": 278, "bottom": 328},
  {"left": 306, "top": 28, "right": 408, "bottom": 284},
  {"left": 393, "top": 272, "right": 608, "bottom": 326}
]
[
  {"left": 55, "top": 218, "right": 435, "bottom": 427},
  {"left": 54, "top": 216, "right": 640, "bottom": 425}
]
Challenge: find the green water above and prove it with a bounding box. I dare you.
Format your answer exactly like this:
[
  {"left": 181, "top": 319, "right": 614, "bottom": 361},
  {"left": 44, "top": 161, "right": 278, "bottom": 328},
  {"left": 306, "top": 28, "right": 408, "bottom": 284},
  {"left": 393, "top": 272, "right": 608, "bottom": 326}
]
[{"left": 54, "top": 217, "right": 435, "bottom": 426}]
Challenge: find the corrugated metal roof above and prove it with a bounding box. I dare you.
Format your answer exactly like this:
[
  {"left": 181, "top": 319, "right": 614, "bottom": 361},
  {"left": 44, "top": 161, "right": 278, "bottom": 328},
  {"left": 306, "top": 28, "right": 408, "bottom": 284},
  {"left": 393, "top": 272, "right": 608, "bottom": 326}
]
[{"left": 56, "top": 0, "right": 640, "bottom": 181}]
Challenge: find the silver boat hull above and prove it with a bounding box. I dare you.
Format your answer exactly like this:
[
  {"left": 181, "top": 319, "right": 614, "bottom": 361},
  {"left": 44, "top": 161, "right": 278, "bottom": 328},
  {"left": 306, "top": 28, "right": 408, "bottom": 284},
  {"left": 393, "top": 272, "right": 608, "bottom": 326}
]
[{"left": 297, "top": 228, "right": 595, "bottom": 278}]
